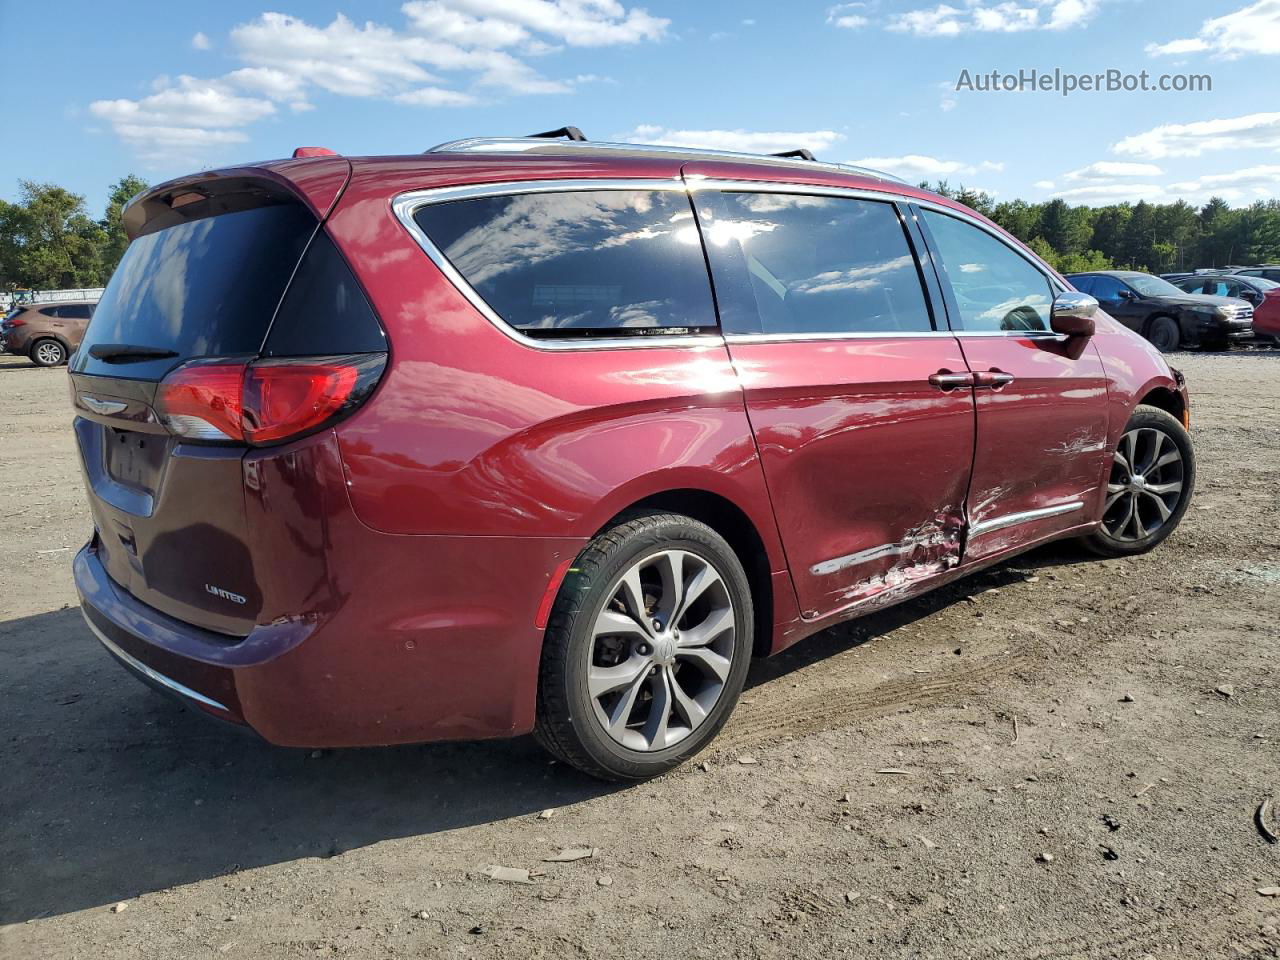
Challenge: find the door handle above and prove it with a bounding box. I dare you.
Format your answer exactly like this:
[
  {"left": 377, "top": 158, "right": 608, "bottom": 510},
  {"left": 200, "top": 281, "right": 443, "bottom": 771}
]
[
  {"left": 974, "top": 369, "right": 1015, "bottom": 390},
  {"left": 928, "top": 370, "right": 975, "bottom": 391}
]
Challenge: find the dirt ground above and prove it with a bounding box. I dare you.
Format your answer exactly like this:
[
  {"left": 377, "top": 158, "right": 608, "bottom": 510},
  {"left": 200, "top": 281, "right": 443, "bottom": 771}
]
[{"left": 1, "top": 348, "right": 1277, "bottom": 960}]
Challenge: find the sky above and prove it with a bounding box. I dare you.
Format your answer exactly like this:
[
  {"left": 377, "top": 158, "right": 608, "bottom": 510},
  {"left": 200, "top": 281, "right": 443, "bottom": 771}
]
[{"left": 2, "top": 0, "right": 1279, "bottom": 215}]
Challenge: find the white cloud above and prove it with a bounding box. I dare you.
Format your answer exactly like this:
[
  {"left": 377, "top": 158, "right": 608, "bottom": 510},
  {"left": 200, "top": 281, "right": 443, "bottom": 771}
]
[
  {"left": 408, "top": 0, "right": 668, "bottom": 47},
  {"left": 849, "top": 154, "right": 1003, "bottom": 179},
  {"left": 1167, "top": 165, "right": 1280, "bottom": 203},
  {"left": 619, "top": 125, "right": 846, "bottom": 157},
  {"left": 91, "top": 2, "right": 668, "bottom": 163},
  {"left": 393, "top": 86, "right": 479, "bottom": 106},
  {"left": 1113, "top": 112, "right": 1280, "bottom": 159},
  {"left": 1064, "top": 161, "right": 1164, "bottom": 181},
  {"left": 224, "top": 67, "right": 308, "bottom": 102},
  {"left": 827, "top": 3, "right": 870, "bottom": 29},
  {"left": 1034, "top": 180, "right": 1055, "bottom": 190},
  {"left": 886, "top": 0, "right": 1102, "bottom": 36},
  {"left": 1050, "top": 183, "right": 1167, "bottom": 203},
  {"left": 1146, "top": 0, "right": 1280, "bottom": 59},
  {"left": 89, "top": 75, "right": 275, "bottom": 164}
]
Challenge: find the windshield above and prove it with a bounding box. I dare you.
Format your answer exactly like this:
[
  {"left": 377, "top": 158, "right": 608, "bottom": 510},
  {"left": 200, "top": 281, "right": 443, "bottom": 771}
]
[
  {"left": 1250, "top": 277, "right": 1280, "bottom": 290},
  {"left": 1126, "top": 274, "right": 1184, "bottom": 297}
]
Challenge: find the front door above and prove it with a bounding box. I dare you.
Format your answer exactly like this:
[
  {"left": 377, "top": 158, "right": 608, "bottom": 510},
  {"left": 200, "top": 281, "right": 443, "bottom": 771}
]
[
  {"left": 915, "top": 206, "right": 1110, "bottom": 559},
  {"left": 689, "top": 184, "right": 976, "bottom": 619}
]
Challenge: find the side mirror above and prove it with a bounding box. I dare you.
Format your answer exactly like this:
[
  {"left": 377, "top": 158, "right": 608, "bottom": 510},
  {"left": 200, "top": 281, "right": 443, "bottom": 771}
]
[{"left": 1051, "top": 291, "right": 1097, "bottom": 337}]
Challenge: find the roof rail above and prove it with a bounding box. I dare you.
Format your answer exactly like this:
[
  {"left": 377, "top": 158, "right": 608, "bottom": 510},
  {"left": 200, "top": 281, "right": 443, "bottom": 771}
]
[
  {"left": 424, "top": 137, "right": 905, "bottom": 184},
  {"left": 527, "top": 126, "right": 587, "bottom": 142},
  {"left": 772, "top": 149, "right": 815, "bottom": 161}
]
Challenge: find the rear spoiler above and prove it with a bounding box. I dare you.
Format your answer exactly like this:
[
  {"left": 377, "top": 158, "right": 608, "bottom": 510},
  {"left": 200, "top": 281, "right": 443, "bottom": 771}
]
[{"left": 123, "top": 158, "right": 352, "bottom": 240}]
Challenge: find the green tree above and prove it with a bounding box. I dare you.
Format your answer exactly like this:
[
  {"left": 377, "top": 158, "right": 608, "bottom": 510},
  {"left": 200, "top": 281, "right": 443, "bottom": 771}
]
[
  {"left": 99, "top": 174, "right": 149, "bottom": 276},
  {"left": 1, "top": 181, "right": 105, "bottom": 289}
]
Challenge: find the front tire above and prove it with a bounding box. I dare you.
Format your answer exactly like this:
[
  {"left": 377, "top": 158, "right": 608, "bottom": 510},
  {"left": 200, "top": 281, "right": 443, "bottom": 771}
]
[
  {"left": 31, "top": 339, "right": 67, "bottom": 367},
  {"left": 1083, "top": 405, "right": 1195, "bottom": 557},
  {"left": 535, "top": 512, "right": 753, "bottom": 782},
  {"left": 1147, "top": 316, "right": 1181, "bottom": 353}
]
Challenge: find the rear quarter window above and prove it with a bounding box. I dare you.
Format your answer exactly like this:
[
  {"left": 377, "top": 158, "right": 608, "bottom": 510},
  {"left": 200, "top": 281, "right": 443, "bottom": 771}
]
[{"left": 411, "top": 189, "right": 717, "bottom": 340}]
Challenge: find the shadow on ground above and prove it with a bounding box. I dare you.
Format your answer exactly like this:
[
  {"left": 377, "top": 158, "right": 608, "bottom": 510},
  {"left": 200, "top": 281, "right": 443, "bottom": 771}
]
[{"left": 0, "top": 543, "right": 1091, "bottom": 923}]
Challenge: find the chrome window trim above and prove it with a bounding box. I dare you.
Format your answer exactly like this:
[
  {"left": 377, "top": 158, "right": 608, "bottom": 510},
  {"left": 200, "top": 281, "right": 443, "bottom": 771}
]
[
  {"left": 84, "top": 611, "right": 231, "bottom": 713},
  {"left": 969, "top": 501, "right": 1084, "bottom": 536},
  {"left": 391, "top": 176, "right": 1066, "bottom": 351},
  {"left": 392, "top": 178, "right": 726, "bottom": 352}
]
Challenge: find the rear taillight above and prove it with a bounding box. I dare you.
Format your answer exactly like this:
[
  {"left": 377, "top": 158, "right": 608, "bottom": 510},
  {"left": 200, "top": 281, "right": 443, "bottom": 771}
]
[
  {"left": 4, "top": 315, "right": 25, "bottom": 327},
  {"left": 156, "top": 354, "right": 384, "bottom": 445}
]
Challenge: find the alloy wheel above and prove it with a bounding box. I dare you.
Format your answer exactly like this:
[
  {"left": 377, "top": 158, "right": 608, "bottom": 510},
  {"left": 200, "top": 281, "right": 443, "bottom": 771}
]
[
  {"left": 35, "top": 342, "right": 64, "bottom": 365},
  {"left": 586, "top": 549, "right": 736, "bottom": 752},
  {"left": 1103, "top": 427, "right": 1185, "bottom": 541}
]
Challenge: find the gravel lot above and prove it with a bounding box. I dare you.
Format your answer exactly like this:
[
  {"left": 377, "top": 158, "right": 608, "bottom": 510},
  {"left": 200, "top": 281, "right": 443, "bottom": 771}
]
[{"left": 2, "top": 348, "right": 1278, "bottom": 959}]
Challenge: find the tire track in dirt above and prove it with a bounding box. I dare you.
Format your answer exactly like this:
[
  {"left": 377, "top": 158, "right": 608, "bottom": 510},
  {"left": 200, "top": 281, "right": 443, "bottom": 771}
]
[{"left": 717, "top": 652, "right": 1029, "bottom": 751}]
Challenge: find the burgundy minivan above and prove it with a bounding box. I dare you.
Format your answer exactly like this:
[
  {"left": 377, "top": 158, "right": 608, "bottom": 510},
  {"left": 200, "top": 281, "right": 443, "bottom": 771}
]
[{"left": 70, "top": 132, "right": 1194, "bottom": 780}]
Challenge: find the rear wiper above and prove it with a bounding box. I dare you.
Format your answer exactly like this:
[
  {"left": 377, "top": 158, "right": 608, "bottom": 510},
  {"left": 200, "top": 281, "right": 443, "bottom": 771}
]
[{"left": 88, "top": 343, "right": 179, "bottom": 363}]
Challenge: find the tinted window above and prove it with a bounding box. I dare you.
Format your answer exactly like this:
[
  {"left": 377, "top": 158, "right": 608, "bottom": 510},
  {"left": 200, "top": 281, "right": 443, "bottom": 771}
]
[
  {"left": 922, "top": 210, "right": 1052, "bottom": 331},
  {"left": 263, "top": 231, "right": 386, "bottom": 357},
  {"left": 73, "top": 203, "right": 316, "bottom": 380},
  {"left": 1091, "top": 276, "right": 1128, "bottom": 302},
  {"left": 1206, "top": 280, "right": 1232, "bottom": 297},
  {"left": 39, "top": 306, "right": 61, "bottom": 318},
  {"left": 1174, "top": 278, "right": 1205, "bottom": 294},
  {"left": 1071, "top": 275, "right": 1096, "bottom": 295},
  {"left": 693, "top": 192, "right": 932, "bottom": 336},
  {"left": 413, "top": 190, "right": 716, "bottom": 339},
  {"left": 1239, "top": 269, "right": 1263, "bottom": 277},
  {"left": 58, "top": 303, "right": 93, "bottom": 319}
]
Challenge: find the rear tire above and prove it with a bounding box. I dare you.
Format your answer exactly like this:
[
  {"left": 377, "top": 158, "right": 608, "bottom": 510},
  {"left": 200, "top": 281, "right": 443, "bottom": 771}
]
[
  {"left": 31, "top": 339, "right": 67, "bottom": 367},
  {"left": 1146, "top": 316, "right": 1181, "bottom": 353},
  {"left": 1082, "top": 405, "right": 1195, "bottom": 558},
  {"left": 534, "top": 512, "right": 753, "bottom": 782}
]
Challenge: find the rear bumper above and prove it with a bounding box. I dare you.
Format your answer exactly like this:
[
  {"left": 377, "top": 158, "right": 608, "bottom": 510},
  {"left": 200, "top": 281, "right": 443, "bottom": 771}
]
[{"left": 74, "top": 518, "right": 585, "bottom": 747}]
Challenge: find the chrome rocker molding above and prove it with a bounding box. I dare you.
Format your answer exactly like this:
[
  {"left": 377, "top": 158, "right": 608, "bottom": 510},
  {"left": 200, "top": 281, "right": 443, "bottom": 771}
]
[
  {"left": 83, "top": 611, "right": 230, "bottom": 713},
  {"left": 969, "top": 501, "right": 1085, "bottom": 536}
]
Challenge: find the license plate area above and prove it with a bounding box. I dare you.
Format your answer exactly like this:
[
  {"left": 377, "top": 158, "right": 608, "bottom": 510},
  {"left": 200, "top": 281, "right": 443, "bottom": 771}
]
[{"left": 105, "top": 428, "right": 170, "bottom": 496}]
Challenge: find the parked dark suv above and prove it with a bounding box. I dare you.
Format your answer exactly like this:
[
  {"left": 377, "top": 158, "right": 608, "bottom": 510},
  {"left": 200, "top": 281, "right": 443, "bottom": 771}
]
[
  {"left": 1065, "top": 271, "right": 1253, "bottom": 352},
  {"left": 1, "top": 300, "right": 96, "bottom": 366},
  {"left": 1171, "top": 273, "right": 1280, "bottom": 341},
  {"left": 70, "top": 134, "right": 1194, "bottom": 781}
]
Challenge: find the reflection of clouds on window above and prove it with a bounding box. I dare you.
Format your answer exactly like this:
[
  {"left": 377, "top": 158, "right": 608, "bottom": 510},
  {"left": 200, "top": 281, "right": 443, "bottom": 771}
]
[
  {"left": 706, "top": 219, "right": 779, "bottom": 246},
  {"left": 608, "top": 300, "right": 669, "bottom": 328},
  {"left": 737, "top": 193, "right": 833, "bottom": 214},
  {"left": 959, "top": 262, "right": 985, "bottom": 273},
  {"left": 793, "top": 255, "right": 916, "bottom": 296},
  {"left": 415, "top": 189, "right": 717, "bottom": 336}
]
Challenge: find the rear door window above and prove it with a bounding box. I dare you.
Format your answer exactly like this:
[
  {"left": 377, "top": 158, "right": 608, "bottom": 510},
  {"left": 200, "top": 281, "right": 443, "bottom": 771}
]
[
  {"left": 412, "top": 189, "right": 717, "bottom": 340},
  {"left": 920, "top": 209, "right": 1054, "bottom": 332},
  {"left": 692, "top": 191, "right": 934, "bottom": 336},
  {"left": 58, "top": 303, "right": 93, "bottom": 319},
  {"left": 73, "top": 203, "right": 316, "bottom": 380},
  {"left": 1071, "top": 275, "right": 1096, "bottom": 294}
]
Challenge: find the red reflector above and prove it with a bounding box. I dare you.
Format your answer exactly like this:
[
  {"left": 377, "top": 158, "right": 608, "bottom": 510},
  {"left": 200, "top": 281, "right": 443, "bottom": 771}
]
[
  {"left": 535, "top": 557, "right": 576, "bottom": 629},
  {"left": 156, "top": 361, "right": 247, "bottom": 441},
  {"left": 242, "top": 361, "right": 358, "bottom": 444}
]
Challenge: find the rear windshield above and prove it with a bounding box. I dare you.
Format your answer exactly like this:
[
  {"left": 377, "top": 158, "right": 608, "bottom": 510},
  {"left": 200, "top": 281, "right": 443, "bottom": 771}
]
[{"left": 72, "top": 203, "right": 316, "bottom": 379}]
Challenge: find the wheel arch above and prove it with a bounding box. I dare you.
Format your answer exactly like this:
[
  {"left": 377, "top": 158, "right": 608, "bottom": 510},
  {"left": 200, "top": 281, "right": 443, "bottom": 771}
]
[
  {"left": 1136, "top": 385, "right": 1186, "bottom": 424},
  {"left": 593, "top": 486, "right": 781, "bottom": 658}
]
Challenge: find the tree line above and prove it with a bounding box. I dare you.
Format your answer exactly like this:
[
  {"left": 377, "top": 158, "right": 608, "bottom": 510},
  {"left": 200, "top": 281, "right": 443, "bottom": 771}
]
[
  {"left": 0, "top": 176, "right": 148, "bottom": 292},
  {"left": 3, "top": 173, "right": 1280, "bottom": 292},
  {"left": 923, "top": 181, "right": 1280, "bottom": 275}
]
